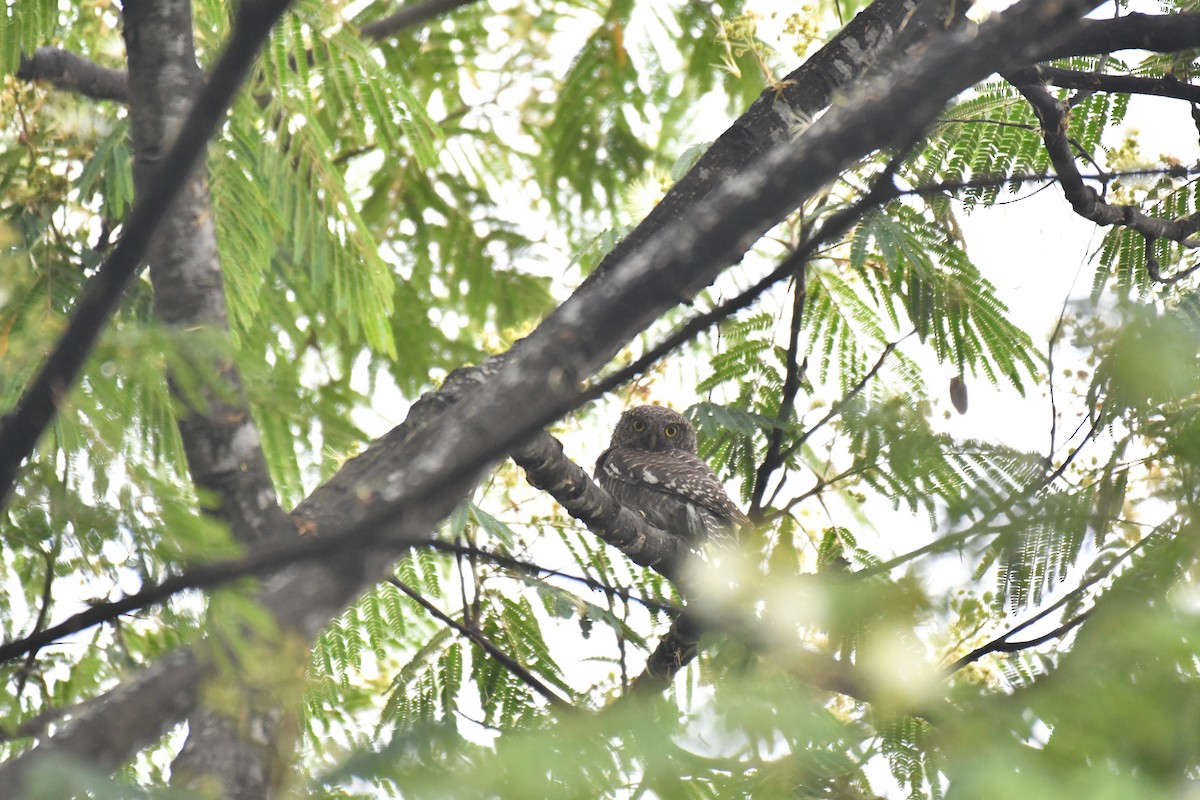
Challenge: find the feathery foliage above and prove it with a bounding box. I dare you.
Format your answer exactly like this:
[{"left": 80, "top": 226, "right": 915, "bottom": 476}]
[{"left": 4, "top": 0, "right": 1200, "bottom": 797}]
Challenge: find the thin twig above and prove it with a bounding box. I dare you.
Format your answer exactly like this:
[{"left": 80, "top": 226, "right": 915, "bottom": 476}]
[
  {"left": 944, "top": 531, "right": 1154, "bottom": 673},
  {"left": 764, "top": 334, "right": 911, "bottom": 510},
  {"left": 749, "top": 260, "right": 809, "bottom": 518},
  {"left": 387, "top": 577, "right": 575, "bottom": 711},
  {"left": 426, "top": 540, "right": 678, "bottom": 614},
  {"left": 767, "top": 461, "right": 877, "bottom": 519},
  {"left": 15, "top": 546, "right": 58, "bottom": 696}
]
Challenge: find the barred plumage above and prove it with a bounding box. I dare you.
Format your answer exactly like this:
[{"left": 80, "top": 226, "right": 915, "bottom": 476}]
[{"left": 595, "top": 405, "right": 748, "bottom": 547}]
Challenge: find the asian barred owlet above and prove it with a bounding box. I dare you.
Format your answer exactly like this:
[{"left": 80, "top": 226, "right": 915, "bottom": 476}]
[{"left": 595, "top": 405, "right": 749, "bottom": 547}]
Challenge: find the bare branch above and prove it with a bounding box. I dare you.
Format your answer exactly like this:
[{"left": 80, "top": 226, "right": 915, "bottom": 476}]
[
  {"left": 1028, "top": 64, "right": 1200, "bottom": 103},
  {"left": 944, "top": 532, "right": 1156, "bottom": 674},
  {"left": 769, "top": 462, "right": 878, "bottom": 519},
  {"left": 1144, "top": 232, "right": 1200, "bottom": 284},
  {"left": 1011, "top": 75, "right": 1200, "bottom": 248},
  {"left": 427, "top": 541, "right": 679, "bottom": 615},
  {"left": 387, "top": 577, "right": 576, "bottom": 712},
  {"left": 628, "top": 609, "right": 701, "bottom": 694},
  {"left": 1045, "top": 11, "right": 1200, "bottom": 59},
  {"left": 14, "top": 546, "right": 57, "bottom": 696},
  {"left": 510, "top": 432, "right": 688, "bottom": 580},
  {"left": 749, "top": 263, "right": 809, "bottom": 518},
  {"left": 0, "top": 526, "right": 373, "bottom": 667},
  {"left": 360, "top": 0, "right": 478, "bottom": 40},
  {"left": 16, "top": 47, "right": 128, "bottom": 102},
  {"left": 765, "top": 334, "right": 911, "bottom": 511}
]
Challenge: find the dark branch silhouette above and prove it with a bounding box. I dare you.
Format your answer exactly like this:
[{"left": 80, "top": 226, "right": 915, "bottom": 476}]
[
  {"left": 360, "top": 0, "right": 479, "bottom": 40},
  {"left": 17, "top": 47, "right": 127, "bottom": 102},
  {"left": 749, "top": 258, "right": 809, "bottom": 518},
  {"left": 944, "top": 533, "right": 1155, "bottom": 674},
  {"left": 387, "top": 577, "right": 576, "bottom": 712},
  {"left": 1024, "top": 64, "right": 1200, "bottom": 103},
  {"left": 1042, "top": 11, "right": 1200, "bottom": 59},
  {"left": 1012, "top": 75, "right": 1200, "bottom": 246},
  {"left": 427, "top": 540, "right": 679, "bottom": 614},
  {"left": 0, "top": 0, "right": 298, "bottom": 511}
]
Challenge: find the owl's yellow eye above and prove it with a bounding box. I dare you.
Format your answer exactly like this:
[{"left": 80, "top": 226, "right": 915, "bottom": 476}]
[
  {"left": 631, "top": 419, "right": 647, "bottom": 432},
  {"left": 664, "top": 425, "right": 678, "bottom": 438}
]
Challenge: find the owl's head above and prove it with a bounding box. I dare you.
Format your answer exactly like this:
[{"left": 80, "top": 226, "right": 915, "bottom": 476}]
[{"left": 609, "top": 405, "right": 697, "bottom": 453}]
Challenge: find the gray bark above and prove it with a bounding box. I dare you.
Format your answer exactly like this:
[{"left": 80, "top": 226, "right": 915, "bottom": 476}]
[{"left": 122, "top": 1, "right": 296, "bottom": 796}]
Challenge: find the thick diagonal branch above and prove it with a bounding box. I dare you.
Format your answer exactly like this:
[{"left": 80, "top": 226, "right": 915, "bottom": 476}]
[{"left": 0, "top": 0, "right": 1108, "bottom": 788}]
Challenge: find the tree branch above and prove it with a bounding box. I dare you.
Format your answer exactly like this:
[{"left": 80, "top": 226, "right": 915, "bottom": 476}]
[
  {"left": 951, "top": 609, "right": 1092, "bottom": 669},
  {"left": 1045, "top": 12, "right": 1200, "bottom": 59},
  {"left": 16, "top": 47, "right": 128, "bottom": 102},
  {"left": 0, "top": 523, "right": 389, "bottom": 667},
  {"left": 768, "top": 461, "right": 879, "bottom": 520},
  {"left": 764, "top": 335, "right": 910, "bottom": 511},
  {"left": 14, "top": 546, "right": 57, "bottom": 696},
  {"left": 116, "top": 1, "right": 300, "bottom": 790},
  {"left": 426, "top": 541, "right": 678, "bottom": 615},
  {"left": 359, "top": 0, "right": 478, "bottom": 40},
  {"left": 387, "top": 577, "right": 576, "bottom": 712},
  {"left": 1025, "top": 64, "right": 1200, "bottom": 103},
  {"left": 0, "top": 0, "right": 297, "bottom": 511},
  {"left": 0, "top": 0, "right": 1108, "bottom": 785},
  {"left": 1144, "top": 232, "right": 1200, "bottom": 284},
  {"left": 510, "top": 432, "right": 688, "bottom": 581},
  {"left": 749, "top": 263, "right": 809, "bottom": 518},
  {"left": 1011, "top": 74, "right": 1200, "bottom": 249},
  {"left": 944, "top": 532, "right": 1153, "bottom": 674}
]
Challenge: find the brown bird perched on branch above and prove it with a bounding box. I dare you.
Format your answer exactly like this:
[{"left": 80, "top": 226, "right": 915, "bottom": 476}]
[{"left": 595, "top": 405, "right": 749, "bottom": 547}]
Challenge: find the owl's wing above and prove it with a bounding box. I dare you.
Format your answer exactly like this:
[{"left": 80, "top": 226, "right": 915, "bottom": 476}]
[
  {"left": 665, "top": 449, "right": 751, "bottom": 530},
  {"left": 596, "top": 446, "right": 748, "bottom": 542}
]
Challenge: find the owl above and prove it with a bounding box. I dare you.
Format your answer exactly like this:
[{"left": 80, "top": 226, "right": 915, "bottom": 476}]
[{"left": 595, "top": 405, "right": 749, "bottom": 547}]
